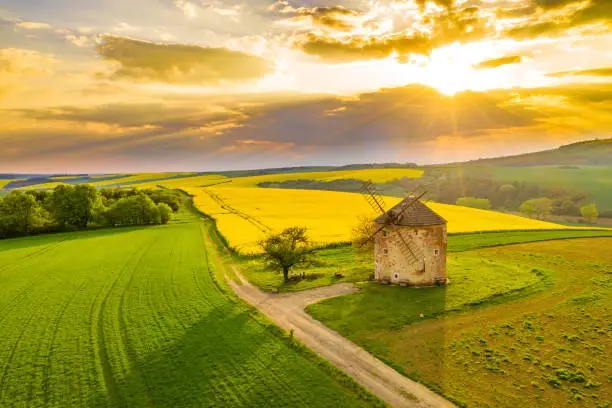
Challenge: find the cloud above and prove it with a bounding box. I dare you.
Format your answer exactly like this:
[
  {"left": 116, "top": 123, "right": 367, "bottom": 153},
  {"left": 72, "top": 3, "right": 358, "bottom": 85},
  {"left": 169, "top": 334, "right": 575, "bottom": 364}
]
[
  {"left": 506, "top": 0, "right": 612, "bottom": 40},
  {"left": 548, "top": 67, "right": 612, "bottom": 77},
  {"left": 298, "top": 32, "right": 434, "bottom": 63},
  {"left": 273, "top": 2, "right": 361, "bottom": 31},
  {"left": 4, "top": 84, "right": 612, "bottom": 171},
  {"left": 15, "top": 21, "right": 52, "bottom": 30},
  {"left": 474, "top": 55, "right": 524, "bottom": 70},
  {"left": 296, "top": 6, "right": 491, "bottom": 63},
  {"left": 173, "top": 0, "right": 198, "bottom": 19},
  {"left": 0, "top": 48, "right": 57, "bottom": 76},
  {"left": 97, "top": 35, "right": 274, "bottom": 85}
]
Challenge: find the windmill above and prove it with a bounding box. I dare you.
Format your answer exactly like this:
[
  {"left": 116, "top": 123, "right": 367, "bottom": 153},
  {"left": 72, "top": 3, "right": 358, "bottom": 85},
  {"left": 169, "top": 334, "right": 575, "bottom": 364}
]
[{"left": 359, "top": 181, "right": 448, "bottom": 286}]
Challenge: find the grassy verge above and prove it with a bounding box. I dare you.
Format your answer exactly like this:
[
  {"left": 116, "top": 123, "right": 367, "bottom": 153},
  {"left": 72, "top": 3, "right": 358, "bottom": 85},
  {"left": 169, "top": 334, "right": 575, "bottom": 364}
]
[{"left": 307, "top": 239, "right": 612, "bottom": 408}]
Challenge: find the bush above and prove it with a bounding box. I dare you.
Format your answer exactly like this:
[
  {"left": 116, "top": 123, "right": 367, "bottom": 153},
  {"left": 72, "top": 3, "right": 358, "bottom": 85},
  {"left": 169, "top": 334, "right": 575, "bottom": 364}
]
[
  {"left": 145, "top": 190, "right": 182, "bottom": 212},
  {"left": 105, "top": 194, "right": 163, "bottom": 226},
  {"left": 0, "top": 191, "right": 51, "bottom": 237},
  {"left": 456, "top": 197, "right": 492, "bottom": 210},
  {"left": 157, "top": 203, "right": 173, "bottom": 224}
]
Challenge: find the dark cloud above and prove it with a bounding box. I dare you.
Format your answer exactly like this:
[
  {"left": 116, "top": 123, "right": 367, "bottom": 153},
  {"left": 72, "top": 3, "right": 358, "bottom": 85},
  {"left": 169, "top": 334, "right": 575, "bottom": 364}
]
[
  {"left": 18, "top": 103, "right": 221, "bottom": 127},
  {"left": 506, "top": 0, "right": 612, "bottom": 40},
  {"left": 298, "top": 7, "right": 490, "bottom": 62},
  {"left": 534, "top": 0, "right": 579, "bottom": 9},
  {"left": 218, "top": 85, "right": 539, "bottom": 149},
  {"left": 4, "top": 84, "right": 612, "bottom": 171},
  {"left": 475, "top": 55, "right": 524, "bottom": 70},
  {"left": 294, "top": 6, "right": 360, "bottom": 31},
  {"left": 548, "top": 67, "right": 612, "bottom": 77},
  {"left": 298, "top": 32, "right": 433, "bottom": 62},
  {"left": 97, "top": 35, "right": 273, "bottom": 84}
]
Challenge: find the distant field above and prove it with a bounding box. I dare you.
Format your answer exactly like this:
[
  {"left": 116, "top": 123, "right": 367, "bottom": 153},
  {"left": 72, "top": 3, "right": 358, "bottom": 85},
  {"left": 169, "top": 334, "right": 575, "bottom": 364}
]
[
  {"left": 308, "top": 238, "right": 612, "bottom": 407},
  {"left": 49, "top": 175, "right": 84, "bottom": 180},
  {"left": 16, "top": 182, "right": 70, "bottom": 190},
  {"left": 447, "top": 165, "right": 612, "bottom": 211},
  {"left": 0, "top": 209, "right": 378, "bottom": 407},
  {"left": 0, "top": 179, "right": 24, "bottom": 189},
  {"left": 448, "top": 229, "right": 612, "bottom": 252},
  {"left": 187, "top": 186, "right": 580, "bottom": 253},
  {"left": 214, "top": 168, "right": 423, "bottom": 188},
  {"left": 139, "top": 174, "right": 228, "bottom": 189},
  {"left": 87, "top": 172, "right": 197, "bottom": 187}
]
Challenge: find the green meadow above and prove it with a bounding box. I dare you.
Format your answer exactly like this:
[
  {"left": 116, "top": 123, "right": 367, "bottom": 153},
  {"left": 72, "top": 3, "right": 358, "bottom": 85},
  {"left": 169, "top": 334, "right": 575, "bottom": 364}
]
[
  {"left": 0, "top": 209, "right": 379, "bottom": 407},
  {"left": 307, "top": 239, "right": 612, "bottom": 408}
]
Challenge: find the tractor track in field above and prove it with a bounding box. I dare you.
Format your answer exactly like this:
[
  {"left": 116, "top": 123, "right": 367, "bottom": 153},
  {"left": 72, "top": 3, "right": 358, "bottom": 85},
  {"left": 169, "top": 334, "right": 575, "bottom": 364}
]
[
  {"left": 0, "top": 241, "right": 68, "bottom": 328},
  {"left": 224, "top": 265, "right": 456, "bottom": 408},
  {"left": 0, "top": 240, "right": 67, "bottom": 274},
  {"left": 202, "top": 188, "right": 272, "bottom": 234},
  {"left": 93, "top": 239, "right": 154, "bottom": 407},
  {"left": 0, "top": 287, "right": 51, "bottom": 395},
  {"left": 41, "top": 278, "right": 90, "bottom": 406}
]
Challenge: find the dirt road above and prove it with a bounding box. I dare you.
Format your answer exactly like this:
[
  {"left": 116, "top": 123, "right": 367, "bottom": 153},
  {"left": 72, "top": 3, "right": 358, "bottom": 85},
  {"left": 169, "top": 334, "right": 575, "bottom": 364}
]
[{"left": 228, "top": 268, "right": 455, "bottom": 408}]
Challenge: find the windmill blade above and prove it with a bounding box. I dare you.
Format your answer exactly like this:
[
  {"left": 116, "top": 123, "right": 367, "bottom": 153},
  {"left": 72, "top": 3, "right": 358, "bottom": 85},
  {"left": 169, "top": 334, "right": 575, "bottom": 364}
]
[
  {"left": 392, "top": 229, "right": 421, "bottom": 264},
  {"left": 360, "top": 180, "right": 386, "bottom": 215},
  {"left": 359, "top": 189, "right": 428, "bottom": 247},
  {"left": 358, "top": 222, "right": 389, "bottom": 247}
]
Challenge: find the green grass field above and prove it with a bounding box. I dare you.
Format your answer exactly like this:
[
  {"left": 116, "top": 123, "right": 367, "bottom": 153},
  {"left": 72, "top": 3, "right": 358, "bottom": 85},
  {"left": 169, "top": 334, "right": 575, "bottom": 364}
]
[
  {"left": 240, "top": 230, "right": 612, "bottom": 292},
  {"left": 307, "top": 239, "right": 612, "bottom": 407},
  {"left": 0, "top": 209, "right": 379, "bottom": 407},
  {"left": 451, "top": 165, "right": 612, "bottom": 211}
]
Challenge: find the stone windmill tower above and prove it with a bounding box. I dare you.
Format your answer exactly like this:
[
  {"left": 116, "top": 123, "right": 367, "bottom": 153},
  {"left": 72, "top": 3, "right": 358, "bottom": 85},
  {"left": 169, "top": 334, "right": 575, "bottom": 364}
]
[{"left": 360, "top": 182, "right": 448, "bottom": 287}]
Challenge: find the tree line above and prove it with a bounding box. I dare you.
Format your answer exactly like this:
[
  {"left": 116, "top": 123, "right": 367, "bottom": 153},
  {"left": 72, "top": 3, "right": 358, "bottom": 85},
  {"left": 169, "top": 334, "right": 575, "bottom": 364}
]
[
  {"left": 261, "top": 174, "right": 601, "bottom": 221},
  {"left": 0, "top": 185, "right": 182, "bottom": 239}
]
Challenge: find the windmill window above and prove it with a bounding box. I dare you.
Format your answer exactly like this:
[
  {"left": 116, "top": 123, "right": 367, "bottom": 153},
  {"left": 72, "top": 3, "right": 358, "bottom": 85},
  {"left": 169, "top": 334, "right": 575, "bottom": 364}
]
[
  {"left": 383, "top": 249, "right": 388, "bottom": 255},
  {"left": 393, "top": 273, "right": 399, "bottom": 280},
  {"left": 434, "top": 249, "right": 440, "bottom": 256},
  {"left": 383, "top": 230, "right": 388, "bottom": 237}
]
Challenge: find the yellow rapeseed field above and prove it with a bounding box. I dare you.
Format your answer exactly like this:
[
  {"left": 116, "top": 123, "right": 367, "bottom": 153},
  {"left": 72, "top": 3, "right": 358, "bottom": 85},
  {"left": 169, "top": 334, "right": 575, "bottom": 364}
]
[
  {"left": 216, "top": 168, "right": 423, "bottom": 188},
  {"left": 49, "top": 176, "right": 83, "bottom": 180},
  {"left": 0, "top": 179, "right": 24, "bottom": 189},
  {"left": 89, "top": 172, "right": 196, "bottom": 187},
  {"left": 140, "top": 174, "right": 228, "bottom": 189},
  {"left": 185, "top": 186, "right": 572, "bottom": 254},
  {"left": 17, "top": 182, "right": 70, "bottom": 190}
]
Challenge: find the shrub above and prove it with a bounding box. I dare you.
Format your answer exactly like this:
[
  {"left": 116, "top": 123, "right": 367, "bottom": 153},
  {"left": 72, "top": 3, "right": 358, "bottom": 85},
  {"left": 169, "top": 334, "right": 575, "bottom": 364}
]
[
  {"left": 105, "top": 194, "right": 162, "bottom": 226},
  {"left": 157, "top": 203, "right": 173, "bottom": 224}
]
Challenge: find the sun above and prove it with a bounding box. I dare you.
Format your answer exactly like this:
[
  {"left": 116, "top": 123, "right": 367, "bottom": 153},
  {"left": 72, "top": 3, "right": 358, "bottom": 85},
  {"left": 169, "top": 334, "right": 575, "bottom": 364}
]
[{"left": 418, "top": 42, "right": 497, "bottom": 96}]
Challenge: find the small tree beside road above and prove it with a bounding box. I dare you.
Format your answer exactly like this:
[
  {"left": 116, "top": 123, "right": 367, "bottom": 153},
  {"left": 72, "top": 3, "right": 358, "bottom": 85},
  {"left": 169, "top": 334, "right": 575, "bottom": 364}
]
[{"left": 258, "top": 227, "right": 316, "bottom": 282}]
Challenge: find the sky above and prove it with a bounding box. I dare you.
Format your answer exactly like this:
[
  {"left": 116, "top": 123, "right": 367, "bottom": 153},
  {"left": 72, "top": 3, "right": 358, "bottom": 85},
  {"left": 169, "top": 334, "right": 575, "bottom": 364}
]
[{"left": 1, "top": 0, "right": 611, "bottom": 173}]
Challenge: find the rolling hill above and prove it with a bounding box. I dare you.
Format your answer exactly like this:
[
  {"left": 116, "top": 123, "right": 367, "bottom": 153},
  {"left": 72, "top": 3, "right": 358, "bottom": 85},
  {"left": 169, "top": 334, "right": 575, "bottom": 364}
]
[{"left": 461, "top": 138, "right": 612, "bottom": 166}]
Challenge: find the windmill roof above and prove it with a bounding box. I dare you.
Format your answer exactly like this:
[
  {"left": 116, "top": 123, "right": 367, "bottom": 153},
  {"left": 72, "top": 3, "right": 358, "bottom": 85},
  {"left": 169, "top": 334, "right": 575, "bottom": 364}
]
[{"left": 374, "top": 197, "right": 447, "bottom": 227}]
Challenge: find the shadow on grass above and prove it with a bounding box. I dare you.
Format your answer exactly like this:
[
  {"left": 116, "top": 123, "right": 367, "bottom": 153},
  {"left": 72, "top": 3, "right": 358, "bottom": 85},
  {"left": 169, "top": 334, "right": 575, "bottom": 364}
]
[{"left": 89, "top": 301, "right": 371, "bottom": 408}]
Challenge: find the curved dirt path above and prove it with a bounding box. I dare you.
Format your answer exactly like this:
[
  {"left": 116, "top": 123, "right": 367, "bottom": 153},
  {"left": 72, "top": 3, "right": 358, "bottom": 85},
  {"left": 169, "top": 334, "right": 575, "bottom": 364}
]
[{"left": 228, "top": 268, "right": 455, "bottom": 408}]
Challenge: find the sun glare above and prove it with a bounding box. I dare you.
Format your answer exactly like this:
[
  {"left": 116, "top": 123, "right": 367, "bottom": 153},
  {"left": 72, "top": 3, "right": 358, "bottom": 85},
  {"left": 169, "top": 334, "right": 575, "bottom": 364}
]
[{"left": 419, "top": 42, "right": 501, "bottom": 95}]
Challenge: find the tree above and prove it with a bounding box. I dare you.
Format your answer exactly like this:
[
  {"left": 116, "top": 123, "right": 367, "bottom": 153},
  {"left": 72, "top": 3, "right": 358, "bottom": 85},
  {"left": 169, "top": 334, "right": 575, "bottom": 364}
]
[
  {"left": 520, "top": 198, "right": 553, "bottom": 219},
  {"left": 157, "top": 203, "right": 173, "bottom": 224},
  {"left": 105, "top": 194, "right": 161, "bottom": 226},
  {"left": 351, "top": 215, "right": 375, "bottom": 260},
  {"left": 50, "top": 185, "right": 101, "bottom": 229},
  {"left": 258, "top": 227, "right": 316, "bottom": 282},
  {"left": 581, "top": 204, "right": 599, "bottom": 223},
  {"left": 0, "top": 191, "right": 47, "bottom": 236},
  {"left": 456, "top": 197, "right": 492, "bottom": 210},
  {"left": 519, "top": 200, "right": 537, "bottom": 218}
]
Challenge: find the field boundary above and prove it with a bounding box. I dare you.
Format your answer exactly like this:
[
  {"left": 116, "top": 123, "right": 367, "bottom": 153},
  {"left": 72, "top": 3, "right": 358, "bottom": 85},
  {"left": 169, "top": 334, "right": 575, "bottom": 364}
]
[{"left": 186, "top": 198, "right": 387, "bottom": 406}]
